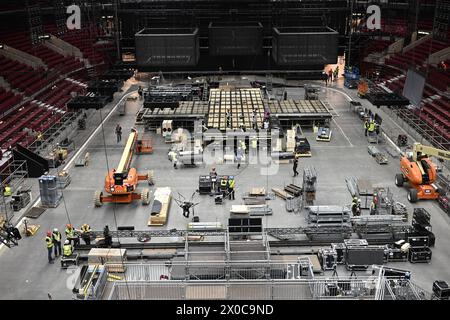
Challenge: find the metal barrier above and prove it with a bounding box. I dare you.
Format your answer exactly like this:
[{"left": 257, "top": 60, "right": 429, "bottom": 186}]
[
  {"left": 106, "top": 277, "right": 403, "bottom": 300},
  {"left": 115, "top": 261, "right": 312, "bottom": 282},
  {"left": 103, "top": 262, "right": 431, "bottom": 300}
]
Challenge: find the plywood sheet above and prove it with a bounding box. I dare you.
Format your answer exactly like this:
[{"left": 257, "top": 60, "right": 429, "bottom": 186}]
[{"left": 148, "top": 187, "right": 172, "bottom": 226}]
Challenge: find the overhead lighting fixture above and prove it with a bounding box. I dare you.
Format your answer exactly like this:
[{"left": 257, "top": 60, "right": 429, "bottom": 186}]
[
  {"left": 38, "top": 34, "right": 51, "bottom": 40},
  {"left": 418, "top": 31, "right": 430, "bottom": 35},
  {"left": 0, "top": 44, "right": 3, "bottom": 49}
]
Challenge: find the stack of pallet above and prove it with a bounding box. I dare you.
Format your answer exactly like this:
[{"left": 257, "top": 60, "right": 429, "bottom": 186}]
[
  {"left": 272, "top": 184, "right": 302, "bottom": 199},
  {"left": 286, "top": 129, "right": 296, "bottom": 152},
  {"left": 88, "top": 248, "right": 127, "bottom": 273},
  {"left": 306, "top": 206, "right": 351, "bottom": 227},
  {"left": 284, "top": 184, "right": 302, "bottom": 197}
]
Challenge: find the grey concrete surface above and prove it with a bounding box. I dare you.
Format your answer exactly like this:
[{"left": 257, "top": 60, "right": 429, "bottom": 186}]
[{"left": 0, "top": 78, "right": 449, "bottom": 299}]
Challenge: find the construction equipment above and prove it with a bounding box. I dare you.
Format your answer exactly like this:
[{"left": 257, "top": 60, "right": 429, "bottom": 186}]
[
  {"left": 304, "top": 84, "right": 319, "bottom": 100},
  {"left": 316, "top": 127, "right": 332, "bottom": 142},
  {"left": 357, "top": 79, "right": 368, "bottom": 98},
  {"left": 395, "top": 143, "right": 450, "bottom": 203},
  {"left": 94, "top": 128, "right": 153, "bottom": 207}
]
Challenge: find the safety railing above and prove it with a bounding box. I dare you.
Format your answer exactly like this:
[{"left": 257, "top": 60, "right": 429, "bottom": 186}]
[
  {"left": 115, "top": 261, "right": 310, "bottom": 282},
  {"left": 103, "top": 262, "right": 430, "bottom": 300},
  {"left": 106, "top": 277, "right": 426, "bottom": 300}
]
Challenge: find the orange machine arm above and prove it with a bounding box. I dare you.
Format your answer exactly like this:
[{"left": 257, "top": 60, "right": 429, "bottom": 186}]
[{"left": 117, "top": 128, "right": 138, "bottom": 175}]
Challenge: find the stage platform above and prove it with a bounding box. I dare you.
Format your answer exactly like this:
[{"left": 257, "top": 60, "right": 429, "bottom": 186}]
[{"left": 140, "top": 87, "right": 333, "bottom": 131}]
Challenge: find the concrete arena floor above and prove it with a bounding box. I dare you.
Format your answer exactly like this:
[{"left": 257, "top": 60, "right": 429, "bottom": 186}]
[{"left": 0, "top": 78, "right": 449, "bottom": 299}]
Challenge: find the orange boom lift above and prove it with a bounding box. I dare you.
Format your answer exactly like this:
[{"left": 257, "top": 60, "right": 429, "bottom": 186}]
[
  {"left": 94, "top": 128, "right": 153, "bottom": 207},
  {"left": 395, "top": 143, "right": 450, "bottom": 202}
]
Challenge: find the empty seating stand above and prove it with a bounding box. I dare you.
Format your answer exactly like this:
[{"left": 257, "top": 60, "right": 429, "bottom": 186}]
[
  {"left": 386, "top": 39, "right": 448, "bottom": 70},
  {"left": 56, "top": 25, "right": 108, "bottom": 65},
  {"left": 36, "top": 79, "right": 86, "bottom": 110},
  {"left": 0, "top": 25, "right": 99, "bottom": 151},
  {"left": 427, "top": 69, "right": 450, "bottom": 92},
  {"left": 0, "top": 87, "right": 22, "bottom": 114},
  {"left": 0, "top": 55, "right": 56, "bottom": 96}
]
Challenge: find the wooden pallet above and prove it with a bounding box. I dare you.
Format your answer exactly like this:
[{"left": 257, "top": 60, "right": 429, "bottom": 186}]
[{"left": 271, "top": 188, "right": 291, "bottom": 200}]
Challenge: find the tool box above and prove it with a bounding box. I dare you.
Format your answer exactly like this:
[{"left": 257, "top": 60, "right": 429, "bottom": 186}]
[
  {"left": 408, "top": 236, "right": 432, "bottom": 263},
  {"left": 318, "top": 248, "right": 338, "bottom": 270}
]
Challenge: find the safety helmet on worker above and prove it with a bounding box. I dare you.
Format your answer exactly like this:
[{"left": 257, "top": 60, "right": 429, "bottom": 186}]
[
  {"left": 46, "top": 231, "right": 52, "bottom": 237},
  {"left": 65, "top": 240, "right": 70, "bottom": 245},
  {"left": 66, "top": 224, "right": 72, "bottom": 228},
  {"left": 53, "top": 228, "right": 58, "bottom": 233}
]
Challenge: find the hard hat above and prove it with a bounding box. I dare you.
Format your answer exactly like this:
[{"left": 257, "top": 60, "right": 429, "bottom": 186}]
[
  {"left": 46, "top": 231, "right": 52, "bottom": 237},
  {"left": 357, "top": 199, "right": 361, "bottom": 203},
  {"left": 65, "top": 240, "right": 70, "bottom": 245},
  {"left": 66, "top": 224, "right": 72, "bottom": 228},
  {"left": 53, "top": 228, "right": 58, "bottom": 233},
  {"left": 83, "top": 223, "right": 88, "bottom": 228}
]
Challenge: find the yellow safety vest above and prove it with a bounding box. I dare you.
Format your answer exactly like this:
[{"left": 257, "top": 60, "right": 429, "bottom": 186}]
[
  {"left": 81, "top": 225, "right": 90, "bottom": 233},
  {"left": 63, "top": 244, "right": 72, "bottom": 257},
  {"left": 3, "top": 186, "right": 11, "bottom": 197},
  {"left": 229, "top": 180, "right": 235, "bottom": 189},
  {"left": 65, "top": 228, "right": 75, "bottom": 238},
  {"left": 221, "top": 179, "right": 228, "bottom": 187},
  {"left": 251, "top": 139, "right": 257, "bottom": 149},
  {"left": 368, "top": 122, "right": 376, "bottom": 132},
  {"left": 52, "top": 231, "right": 61, "bottom": 242},
  {"left": 45, "top": 237, "right": 54, "bottom": 248},
  {"left": 364, "top": 121, "right": 369, "bottom": 129}
]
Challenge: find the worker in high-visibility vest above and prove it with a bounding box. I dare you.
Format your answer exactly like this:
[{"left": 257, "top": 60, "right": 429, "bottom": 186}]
[
  {"left": 63, "top": 240, "right": 73, "bottom": 257},
  {"left": 52, "top": 228, "right": 62, "bottom": 257},
  {"left": 65, "top": 224, "right": 79, "bottom": 246},
  {"left": 3, "top": 186, "right": 12, "bottom": 197},
  {"left": 80, "top": 223, "right": 91, "bottom": 245},
  {"left": 228, "top": 176, "right": 235, "bottom": 200},
  {"left": 45, "top": 231, "right": 55, "bottom": 264},
  {"left": 351, "top": 197, "right": 361, "bottom": 216},
  {"left": 173, "top": 153, "right": 178, "bottom": 169},
  {"left": 351, "top": 196, "right": 358, "bottom": 214},
  {"left": 239, "top": 140, "right": 246, "bottom": 152},
  {"left": 220, "top": 177, "right": 228, "bottom": 197},
  {"left": 364, "top": 120, "right": 370, "bottom": 136},
  {"left": 367, "top": 120, "right": 376, "bottom": 135}
]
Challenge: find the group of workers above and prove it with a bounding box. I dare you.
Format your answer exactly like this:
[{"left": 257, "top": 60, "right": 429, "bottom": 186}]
[
  {"left": 209, "top": 167, "right": 236, "bottom": 200},
  {"left": 351, "top": 196, "right": 378, "bottom": 216},
  {"left": 45, "top": 223, "right": 91, "bottom": 264},
  {"left": 324, "top": 66, "right": 340, "bottom": 86}
]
